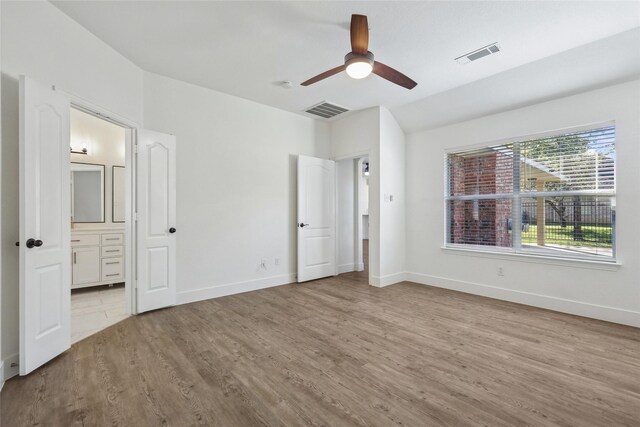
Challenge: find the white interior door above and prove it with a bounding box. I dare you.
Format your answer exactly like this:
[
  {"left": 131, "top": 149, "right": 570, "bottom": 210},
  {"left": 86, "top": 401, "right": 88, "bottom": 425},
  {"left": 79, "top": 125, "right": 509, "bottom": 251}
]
[
  {"left": 19, "top": 75, "right": 71, "bottom": 375},
  {"left": 297, "top": 155, "right": 336, "bottom": 282},
  {"left": 137, "top": 129, "right": 177, "bottom": 313}
]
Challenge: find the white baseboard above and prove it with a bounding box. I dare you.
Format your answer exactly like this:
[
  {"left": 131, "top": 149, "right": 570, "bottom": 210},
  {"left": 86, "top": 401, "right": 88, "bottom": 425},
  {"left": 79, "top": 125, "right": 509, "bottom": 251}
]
[
  {"left": 177, "top": 273, "right": 296, "bottom": 305},
  {"left": 2, "top": 353, "right": 19, "bottom": 384},
  {"left": 371, "top": 272, "right": 406, "bottom": 288},
  {"left": 338, "top": 263, "right": 356, "bottom": 274},
  {"left": 406, "top": 272, "right": 640, "bottom": 328},
  {"left": 0, "top": 360, "right": 3, "bottom": 392}
]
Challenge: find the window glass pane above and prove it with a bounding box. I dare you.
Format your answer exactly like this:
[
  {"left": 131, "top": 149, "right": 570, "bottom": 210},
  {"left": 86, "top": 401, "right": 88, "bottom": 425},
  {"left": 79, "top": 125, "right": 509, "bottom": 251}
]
[
  {"left": 520, "top": 126, "right": 615, "bottom": 192},
  {"left": 448, "top": 199, "right": 513, "bottom": 248},
  {"left": 448, "top": 144, "right": 514, "bottom": 197},
  {"left": 520, "top": 196, "right": 614, "bottom": 259}
]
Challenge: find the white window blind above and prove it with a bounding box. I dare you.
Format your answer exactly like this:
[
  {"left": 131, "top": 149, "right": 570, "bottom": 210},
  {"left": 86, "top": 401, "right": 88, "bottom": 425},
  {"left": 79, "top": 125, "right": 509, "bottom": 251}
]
[{"left": 446, "top": 125, "right": 616, "bottom": 261}]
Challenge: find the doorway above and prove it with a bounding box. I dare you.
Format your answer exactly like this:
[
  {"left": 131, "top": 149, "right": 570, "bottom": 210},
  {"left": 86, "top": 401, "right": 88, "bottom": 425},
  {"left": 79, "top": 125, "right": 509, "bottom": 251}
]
[
  {"left": 19, "top": 76, "right": 177, "bottom": 375},
  {"left": 336, "top": 155, "right": 370, "bottom": 281},
  {"left": 359, "top": 157, "right": 370, "bottom": 276},
  {"left": 69, "top": 107, "right": 129, "bottom": 343}
]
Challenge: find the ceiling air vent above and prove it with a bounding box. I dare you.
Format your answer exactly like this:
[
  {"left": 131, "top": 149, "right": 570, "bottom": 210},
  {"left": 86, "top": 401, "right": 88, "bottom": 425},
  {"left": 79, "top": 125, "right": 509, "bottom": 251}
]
[
  {"left": 305, "top": 101, "right": 349, "bottom": 119},
  {"left": 455, "top": 42, "right": 501, "bottom": 64}
]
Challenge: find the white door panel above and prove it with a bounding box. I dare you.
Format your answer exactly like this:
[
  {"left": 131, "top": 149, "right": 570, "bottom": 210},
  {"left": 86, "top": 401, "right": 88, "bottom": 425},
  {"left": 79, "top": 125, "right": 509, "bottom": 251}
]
[
  {"left": 19, "top": 75, "right": 71, "bottom": 375},
  {"left": 297, "top": 155, "right": 336, "bottom": 282},
  {"left": 137, "top": 130, "right": 176, "bottom": 313}
]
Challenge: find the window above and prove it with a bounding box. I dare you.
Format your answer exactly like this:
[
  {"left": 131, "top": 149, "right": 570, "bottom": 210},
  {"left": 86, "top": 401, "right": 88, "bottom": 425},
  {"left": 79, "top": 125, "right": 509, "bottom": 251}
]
[{"left": 445, "top": 125, "right": 615, "bottom": 261}]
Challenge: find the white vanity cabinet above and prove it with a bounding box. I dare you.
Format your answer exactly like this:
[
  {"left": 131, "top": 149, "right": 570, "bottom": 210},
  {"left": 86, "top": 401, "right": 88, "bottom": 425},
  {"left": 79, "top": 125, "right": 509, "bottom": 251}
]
[{"left": 71, "top": 229, "right": 125, "bottom": 289}]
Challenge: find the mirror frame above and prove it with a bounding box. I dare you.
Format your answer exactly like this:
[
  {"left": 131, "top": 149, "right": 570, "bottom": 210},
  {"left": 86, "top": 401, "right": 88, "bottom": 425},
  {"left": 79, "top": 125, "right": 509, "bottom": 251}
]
[
  {"left": 71, "top": 162, "right": 106, "bottom": 223},
  {"left": 112, "top": 165, "right": 126, "bottom": 223}
]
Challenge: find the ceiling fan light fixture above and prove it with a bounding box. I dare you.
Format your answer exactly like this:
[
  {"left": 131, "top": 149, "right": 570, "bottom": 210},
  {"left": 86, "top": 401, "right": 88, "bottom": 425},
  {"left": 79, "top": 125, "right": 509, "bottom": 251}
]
[{"left": 344, "top": 52, "right": 374, "bottom": 79}]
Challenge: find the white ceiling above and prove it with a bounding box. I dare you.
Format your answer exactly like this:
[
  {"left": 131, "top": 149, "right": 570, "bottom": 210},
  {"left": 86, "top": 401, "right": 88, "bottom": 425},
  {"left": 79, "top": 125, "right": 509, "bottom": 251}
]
[{"left": 52, "top": 1, "right": 640, "bottom": 131}]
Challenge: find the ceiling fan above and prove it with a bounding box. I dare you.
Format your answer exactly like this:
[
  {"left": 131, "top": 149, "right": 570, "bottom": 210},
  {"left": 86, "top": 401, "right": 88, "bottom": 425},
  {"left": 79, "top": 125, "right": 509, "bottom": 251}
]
[{"left": 301, "top": 14, "right": 417, "bottom": 90}]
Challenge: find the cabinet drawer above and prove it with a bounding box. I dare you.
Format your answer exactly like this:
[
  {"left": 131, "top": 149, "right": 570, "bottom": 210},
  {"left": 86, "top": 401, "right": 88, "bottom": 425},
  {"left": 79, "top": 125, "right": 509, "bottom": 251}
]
[
  {"left": 101, "top": 245, "right": 124, "bottom": 258},
  {"left": 71, "top": 234, "right": 100, "bottom": 247},
  {"left": 102, "top": 257, "right": 124, "bottom": 281},
  {"left": 102, "top": 233, "right": 124, "bottom": 245}
]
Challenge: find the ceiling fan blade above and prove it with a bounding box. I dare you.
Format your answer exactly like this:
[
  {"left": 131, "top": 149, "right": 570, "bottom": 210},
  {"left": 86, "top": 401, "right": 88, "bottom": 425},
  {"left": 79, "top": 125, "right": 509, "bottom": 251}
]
[
  {"left": 350, "top": 14, "right": 369, "bottom": 54},
  {"left": 301, "top": 65, "right": 346, "bottom": 86},
  {"left": 372, "top": 61, "right": 417, "bottom": 90}
]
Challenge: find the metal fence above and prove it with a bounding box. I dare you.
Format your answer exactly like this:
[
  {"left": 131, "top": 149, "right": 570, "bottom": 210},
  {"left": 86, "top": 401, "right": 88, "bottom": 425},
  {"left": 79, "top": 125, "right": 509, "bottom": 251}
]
[{"left": 520, "top": 197, "right": 613, "bottom": 248}]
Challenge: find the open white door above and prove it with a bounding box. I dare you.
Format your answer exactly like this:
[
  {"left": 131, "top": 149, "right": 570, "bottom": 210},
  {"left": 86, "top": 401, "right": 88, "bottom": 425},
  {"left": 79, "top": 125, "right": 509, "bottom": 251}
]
[
  {"left": 297, "top": 155, "right": 336, "bottom": 282},
  {"left": 137, "top": 130, "right": 177, "bottom": 313},
  {"left": 19, "top": 76, "right": 71, "bottom": 375}
]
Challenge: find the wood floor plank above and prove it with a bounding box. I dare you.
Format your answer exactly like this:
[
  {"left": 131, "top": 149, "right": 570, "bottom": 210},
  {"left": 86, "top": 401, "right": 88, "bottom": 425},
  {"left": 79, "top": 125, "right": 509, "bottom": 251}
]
[{"left": 2, "top": 271, "right": 640, "bottom": 426}]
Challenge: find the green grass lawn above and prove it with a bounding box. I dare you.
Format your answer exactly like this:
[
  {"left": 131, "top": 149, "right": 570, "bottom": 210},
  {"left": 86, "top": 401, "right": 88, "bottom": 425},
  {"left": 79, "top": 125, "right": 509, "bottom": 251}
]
[{"left": 522, "top": 225, "right": 612, "bottom": 248}]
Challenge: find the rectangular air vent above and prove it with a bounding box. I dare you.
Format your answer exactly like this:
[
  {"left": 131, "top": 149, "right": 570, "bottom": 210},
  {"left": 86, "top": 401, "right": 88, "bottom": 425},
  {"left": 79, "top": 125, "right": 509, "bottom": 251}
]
[
  {"left": 455, "top": 43, "right": 501, "bottom": 64},
  {"left": 305, "top": 101, "right": 349, "bottom": 119}
]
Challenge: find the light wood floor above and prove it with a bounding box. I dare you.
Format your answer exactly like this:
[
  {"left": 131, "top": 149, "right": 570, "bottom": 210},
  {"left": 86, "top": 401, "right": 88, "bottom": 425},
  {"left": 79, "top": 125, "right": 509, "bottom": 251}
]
[
  {"left": 71, "top": 283, "right": 128, "bottom": 343},
  {"left": 3, "top": 273, "right": 640, "bottom": 425}
]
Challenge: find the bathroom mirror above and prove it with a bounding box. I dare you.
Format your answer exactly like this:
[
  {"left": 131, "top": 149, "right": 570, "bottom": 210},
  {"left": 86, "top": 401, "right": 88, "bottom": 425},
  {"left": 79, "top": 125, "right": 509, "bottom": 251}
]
[
  {"left": 112, "top": 166, "right": 125, "bottom": 223},
  {"left": 71, "top": 162, "right": 105, "bottom": 223}
]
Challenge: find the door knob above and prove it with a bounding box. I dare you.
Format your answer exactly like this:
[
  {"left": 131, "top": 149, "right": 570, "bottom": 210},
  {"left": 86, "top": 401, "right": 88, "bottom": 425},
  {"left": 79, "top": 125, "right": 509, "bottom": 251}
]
[
  {"left": 169, "top": 227, "right": 176, "bottom": 233},
  {"left": 26, "top": 238, "right": 43, "bottom": 248},
  {"left": 299, "top": 223, "right": 309, "bottom": 228}
]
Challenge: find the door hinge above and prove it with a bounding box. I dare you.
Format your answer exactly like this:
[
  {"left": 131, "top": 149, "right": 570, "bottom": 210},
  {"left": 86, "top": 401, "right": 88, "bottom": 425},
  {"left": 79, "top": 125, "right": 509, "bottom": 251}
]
[
  {"left": 134, "top": 144, "right": 139, "bottom": 154},
  {"left": 133, "top": 212, "right": 138, "bottom": 221}
]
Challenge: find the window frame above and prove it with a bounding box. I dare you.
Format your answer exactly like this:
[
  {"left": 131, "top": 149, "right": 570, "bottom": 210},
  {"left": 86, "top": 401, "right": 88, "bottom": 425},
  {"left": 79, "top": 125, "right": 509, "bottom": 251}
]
[{"left": 443, "top": 121, "right": 617, "bottom": 263}]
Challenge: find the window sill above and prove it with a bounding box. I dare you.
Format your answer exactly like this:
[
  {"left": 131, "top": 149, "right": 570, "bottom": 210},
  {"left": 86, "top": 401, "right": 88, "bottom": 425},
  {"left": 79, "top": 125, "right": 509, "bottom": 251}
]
[{"left": 441, "top": 245, "right": 621, "bottom": 271}]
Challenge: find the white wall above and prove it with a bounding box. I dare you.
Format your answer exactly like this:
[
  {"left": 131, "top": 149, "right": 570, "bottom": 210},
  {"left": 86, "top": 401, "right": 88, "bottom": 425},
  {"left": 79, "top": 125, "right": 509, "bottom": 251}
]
[
  {"left": 405, "top": 80, "right": 640, "bottom": 327},
  {"left": 70, "top": 108, "right": 126, "bottom": 228},
  {"left": 337, "top": 159, "right": 356, "bottom": 273},
  {"left": 379, "top": 108, "right": 406, "bottom": 283},
  {"left": 1, "top": 1, "right": 144, "bottom": 376},
  {"left": 0, "top": 0, "right": 3, "bottom": 391},
  {"left": 143, "top": 72, "right": 330, "bottom": 303}
]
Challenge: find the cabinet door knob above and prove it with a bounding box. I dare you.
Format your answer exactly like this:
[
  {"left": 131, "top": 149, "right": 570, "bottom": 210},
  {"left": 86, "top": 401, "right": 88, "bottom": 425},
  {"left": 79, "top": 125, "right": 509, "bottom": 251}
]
[{"left": 169, "top": 227, "right": 176, "bottom": 234}]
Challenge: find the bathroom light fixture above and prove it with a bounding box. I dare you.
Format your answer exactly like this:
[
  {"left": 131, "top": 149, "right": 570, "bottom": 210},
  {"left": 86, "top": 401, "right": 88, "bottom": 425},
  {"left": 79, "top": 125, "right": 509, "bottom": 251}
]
[{"left": 71, "top": 142, "right": 88, "bottom": 155}]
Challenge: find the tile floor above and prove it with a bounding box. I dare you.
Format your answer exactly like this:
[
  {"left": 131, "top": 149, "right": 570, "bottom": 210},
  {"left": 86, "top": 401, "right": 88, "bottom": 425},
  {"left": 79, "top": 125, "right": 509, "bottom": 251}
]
[{"left": 71, "top": 283, "right": 129, "bottom": 344}]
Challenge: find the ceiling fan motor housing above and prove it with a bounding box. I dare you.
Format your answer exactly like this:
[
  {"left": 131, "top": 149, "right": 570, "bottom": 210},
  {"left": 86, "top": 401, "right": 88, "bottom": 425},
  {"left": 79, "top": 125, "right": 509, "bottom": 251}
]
[{"left": 344, "top": 51, "right": 375, "bottom": 67}]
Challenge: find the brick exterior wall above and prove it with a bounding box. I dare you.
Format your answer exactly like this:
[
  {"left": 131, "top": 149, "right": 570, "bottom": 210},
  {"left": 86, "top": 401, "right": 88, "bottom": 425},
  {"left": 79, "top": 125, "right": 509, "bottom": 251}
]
[
  {"left": 495, "top": 153, "right": 513, "bottom": 247},
  {"left": 449, "top": 152, "right": 512, "bottom": 247}
]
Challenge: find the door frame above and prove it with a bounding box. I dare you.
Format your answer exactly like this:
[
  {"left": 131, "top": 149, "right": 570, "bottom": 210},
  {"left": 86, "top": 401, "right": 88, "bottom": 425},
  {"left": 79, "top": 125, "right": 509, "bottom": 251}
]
[
  {"left": 57, "top": 87, "right": 139, "bottom": 315},
  {"left": 355, "top": 156, "right": 368, "bottom": 272},
  {"left": 334, "top": 150, "right": 371, "bottom": 284}
]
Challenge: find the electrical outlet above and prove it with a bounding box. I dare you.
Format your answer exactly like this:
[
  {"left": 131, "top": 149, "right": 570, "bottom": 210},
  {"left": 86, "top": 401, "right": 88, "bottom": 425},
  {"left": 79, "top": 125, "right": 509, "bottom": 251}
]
[
  {"left": 274, "top": 258, "right": 280, "bottom": 266},
  {"left": 497, "top": 266, "right": 504, "bottom": 276}
]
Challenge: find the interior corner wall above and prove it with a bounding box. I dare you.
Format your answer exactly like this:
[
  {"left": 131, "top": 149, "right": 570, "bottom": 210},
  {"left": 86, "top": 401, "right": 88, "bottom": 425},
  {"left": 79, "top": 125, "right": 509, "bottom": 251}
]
[
  {"left": 142, "top": 72, "right": 330, "bottom": 304},
  {"left": 330, "top": 108, "right": 381, "bottom": 282},
  {"left": 330, "top": 107, "right": 407, "bottom": 287},
  {"left": 379, "top": 107, "right": 406, "bottom": 284},
  {"left": 1, "top": 0, "right": 144, "bottom": 373},
  {"left": 405, "top": 79, "right": 640, "bottom": 327}
]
